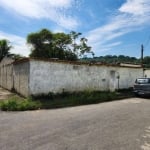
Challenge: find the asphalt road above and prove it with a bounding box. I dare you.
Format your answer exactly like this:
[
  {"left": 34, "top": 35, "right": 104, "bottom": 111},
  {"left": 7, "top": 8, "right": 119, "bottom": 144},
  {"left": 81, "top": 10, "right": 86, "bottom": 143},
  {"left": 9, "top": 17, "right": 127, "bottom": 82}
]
[{"left": 0, "top": 98, "right": 150, "bottom": 150}]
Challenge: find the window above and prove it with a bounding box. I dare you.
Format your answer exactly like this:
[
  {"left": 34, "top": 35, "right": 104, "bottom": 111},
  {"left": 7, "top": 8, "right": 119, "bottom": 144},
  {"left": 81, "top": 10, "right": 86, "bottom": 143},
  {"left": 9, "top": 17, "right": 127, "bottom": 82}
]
[{"left": 135, "top": 78, "right": 150, "bottom": 84}]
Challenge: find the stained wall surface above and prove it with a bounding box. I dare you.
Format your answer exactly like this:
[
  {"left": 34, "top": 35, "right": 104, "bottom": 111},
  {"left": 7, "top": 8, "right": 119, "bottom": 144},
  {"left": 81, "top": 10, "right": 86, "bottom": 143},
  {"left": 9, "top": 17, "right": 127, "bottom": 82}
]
[
  {"left": 29, "top": 60, "right": 143, "bottom": 96},
  {"left": 0, "top": 58, "right": 14, "bottom": 90},
  {"left": 0, "top": 58, "right": 144, "bottom": 97},
  {"left": 13, "top": 61, "right": 30, "bottom": 97}
]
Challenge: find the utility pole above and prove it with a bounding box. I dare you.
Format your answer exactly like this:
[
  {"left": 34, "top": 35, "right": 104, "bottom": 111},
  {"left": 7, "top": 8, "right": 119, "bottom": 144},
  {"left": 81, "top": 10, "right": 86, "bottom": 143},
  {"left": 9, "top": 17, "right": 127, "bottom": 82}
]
[{"left": 141, "top": 44, "right": 144, "bottom": 67}]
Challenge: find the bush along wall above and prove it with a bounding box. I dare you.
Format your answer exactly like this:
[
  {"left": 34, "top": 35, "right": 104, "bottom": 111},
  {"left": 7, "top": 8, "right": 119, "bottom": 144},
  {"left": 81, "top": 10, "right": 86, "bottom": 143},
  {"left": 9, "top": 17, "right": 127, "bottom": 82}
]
[{"left": 0, "top": 89, "right": 134, "bottom": 111}]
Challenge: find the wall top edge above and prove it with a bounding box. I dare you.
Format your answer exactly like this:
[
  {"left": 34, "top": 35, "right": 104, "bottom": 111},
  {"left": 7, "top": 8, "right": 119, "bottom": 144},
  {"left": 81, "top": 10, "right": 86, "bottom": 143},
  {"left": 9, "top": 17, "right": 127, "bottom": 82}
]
[{"left": 8, "top": 57, "right": 143, "bottom": 69}]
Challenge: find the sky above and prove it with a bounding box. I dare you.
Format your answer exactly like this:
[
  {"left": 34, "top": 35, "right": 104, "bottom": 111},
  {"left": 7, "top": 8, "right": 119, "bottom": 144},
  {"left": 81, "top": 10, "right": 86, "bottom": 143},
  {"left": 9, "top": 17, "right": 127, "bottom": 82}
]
[{"left": 0, "top": 0, "right": 150, "bottom": 58}]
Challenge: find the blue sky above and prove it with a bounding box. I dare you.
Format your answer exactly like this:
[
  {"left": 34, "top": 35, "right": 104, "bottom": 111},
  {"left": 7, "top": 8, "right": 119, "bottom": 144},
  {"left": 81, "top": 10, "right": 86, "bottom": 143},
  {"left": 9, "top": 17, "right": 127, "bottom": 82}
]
[{"left": 0, "top": 0, "right": 150, "bottom": 58}]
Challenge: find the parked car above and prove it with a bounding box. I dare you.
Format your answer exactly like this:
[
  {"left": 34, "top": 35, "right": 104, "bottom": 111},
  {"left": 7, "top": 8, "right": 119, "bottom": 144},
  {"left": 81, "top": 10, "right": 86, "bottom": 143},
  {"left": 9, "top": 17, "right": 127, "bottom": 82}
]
[{"left": 133, "top": 78, "right": 150, "bottom": 96}]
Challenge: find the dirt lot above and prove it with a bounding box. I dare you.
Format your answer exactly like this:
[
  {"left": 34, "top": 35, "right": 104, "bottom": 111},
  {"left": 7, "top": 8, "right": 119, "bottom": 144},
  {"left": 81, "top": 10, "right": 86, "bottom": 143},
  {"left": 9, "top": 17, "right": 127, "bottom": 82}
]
[{"left": 0, "top": 87, "right": 15, "bottom": 100}]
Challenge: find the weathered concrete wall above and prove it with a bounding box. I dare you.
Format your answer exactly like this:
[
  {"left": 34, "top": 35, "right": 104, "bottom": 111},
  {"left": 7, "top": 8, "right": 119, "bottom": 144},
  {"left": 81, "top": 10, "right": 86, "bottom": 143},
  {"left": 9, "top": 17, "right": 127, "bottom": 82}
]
[
  {"left": 144, "top": 69, "right": 150, "bottom": 77},
  {"left": 0, "top": 58, "right": 144, "bottom": 97},
  {"left": 115, "top": 67, "right": 142, "bottom": 89},
  {"left": 13, "top": 61, "right": 30, "bottom": 97},
  {"left": 29, "top": 60, "right": 143, "bottom": 95},
  {"left": 0, "top": 58, "right": 14, "bottom": 90},
  {"left": 0, "top": 64, "right": 14, "bottom": 90}
]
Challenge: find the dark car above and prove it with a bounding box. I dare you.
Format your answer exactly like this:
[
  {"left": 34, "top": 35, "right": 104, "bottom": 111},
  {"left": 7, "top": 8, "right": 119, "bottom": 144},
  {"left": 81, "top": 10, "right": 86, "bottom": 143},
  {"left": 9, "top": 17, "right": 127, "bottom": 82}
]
[{"left": 133, "top": 78, "right": 150, "bottom": 96}]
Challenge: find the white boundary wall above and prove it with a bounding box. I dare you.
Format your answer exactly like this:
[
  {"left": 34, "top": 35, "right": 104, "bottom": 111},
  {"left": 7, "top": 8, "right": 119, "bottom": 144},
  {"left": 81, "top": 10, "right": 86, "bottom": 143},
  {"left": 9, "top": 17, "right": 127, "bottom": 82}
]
[
  {"left": 29, "top": 60, "right": 143, "bottom": 96},
  {"left": 0, "top": 58, "right": 144, "bottom": 97}
]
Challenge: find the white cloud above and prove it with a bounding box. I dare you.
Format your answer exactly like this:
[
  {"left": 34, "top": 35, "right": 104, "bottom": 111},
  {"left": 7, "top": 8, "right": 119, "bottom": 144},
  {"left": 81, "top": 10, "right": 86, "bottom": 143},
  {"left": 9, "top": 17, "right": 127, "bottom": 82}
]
[
  {"left": 0, "top": 0, "right": 80, "bottom": 29},
  {"left": 91, "top": 41, "right": 122, "bottom": 54},
  {"left": 86, "top": 0, "right": 150, "bottom": 54},
  {"left": 119, "top": 0, "right": 150, "bottom": 16},
  {"left": 0, "top": 31, "right": 29, "bottom": 56}
]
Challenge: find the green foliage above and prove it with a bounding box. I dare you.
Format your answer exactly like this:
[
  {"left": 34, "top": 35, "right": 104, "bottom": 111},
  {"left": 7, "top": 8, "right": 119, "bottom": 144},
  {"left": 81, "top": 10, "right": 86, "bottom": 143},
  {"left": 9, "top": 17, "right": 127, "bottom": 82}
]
[
  {"left": 0, "top": 96, "right": 41, "bottom": 111},
  {"left": 81, "top": 55, "right": 141, "bottom": 64},
  {"left": 143, "top": 56, "right": 150, "bottom": 68},
  {"left": 0, "top": 90, "right": 134, "bottom": 111},
  {"left": 32, "top": 90, "right": 133, "bottom": 109},
  {"left": 81, "top": 54, "right": 150, "bottom": 68},
  {"left": 10, "top": 54, "right": 25, "bottom": 60},
  {"left": 69, "top": 31, "right": 92, "bottom": 58},
  {"left": 0, "top": 39, "right": 12, "bottom": 61},
  {"left": 27, "top": 28, "right": 93, "bottom": 61},
  {"left": 27, "top": 29, "right": 53, "bottom": 58}
]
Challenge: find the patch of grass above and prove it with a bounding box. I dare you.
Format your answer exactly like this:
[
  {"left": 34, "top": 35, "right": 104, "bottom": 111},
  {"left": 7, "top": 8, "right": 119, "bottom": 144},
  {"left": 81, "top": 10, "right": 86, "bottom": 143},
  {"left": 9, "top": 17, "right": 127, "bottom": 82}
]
[
  {"left": 33, "top": 90, "right": 134, "bottom": 109},
  {"left": 0, "top": 90, "right": 134, "bottom": 111},
  {"left": 0, "top": 96, "right": 41, "bottom": 111}
]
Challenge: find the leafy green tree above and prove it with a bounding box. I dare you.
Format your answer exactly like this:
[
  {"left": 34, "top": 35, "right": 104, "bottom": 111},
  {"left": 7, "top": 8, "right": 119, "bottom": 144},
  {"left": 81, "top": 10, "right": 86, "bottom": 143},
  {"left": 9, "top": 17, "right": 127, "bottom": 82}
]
[
  {"left": 81, "top": 55, "right": 141, "bottom": 64},
  {"left": 53, "top": 33, "right": 71, "bottom": 59},
  {"left": 143, "top": 56, "right": 150, "bottom": 68},
  {"left": 69, "top": 31, "right": 93, "bottom": 58},
  {"left": 0, "top": 39, "right": 12, "bottom": 61},
  {"left": 27, "top": 29, "right": 93, "bottom": 61},
  {"left": 27, "top": 29, "right": 53, "bottom": 58},
  {"left": 53, "top": 33, "right": 71, "bottom": 51},
  {"left": 143, "top": 56, "right": 150, "bottom": 64},
  {"left": 64, "top": 50, "right": 77, "bottom": 61}
]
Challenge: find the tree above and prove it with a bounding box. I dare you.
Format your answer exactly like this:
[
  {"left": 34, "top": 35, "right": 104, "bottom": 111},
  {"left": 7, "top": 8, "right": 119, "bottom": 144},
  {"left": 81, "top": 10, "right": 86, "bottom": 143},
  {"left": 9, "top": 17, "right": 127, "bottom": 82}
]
[
  {"left": 0, "top": 39, "right": 12, "bottom": 61},
  {"left": 27, "top": 29, "right": 53, "bottom": 58},
  {"left": 69, "top": 31, "right": 93, "bottom": 58},
  {"left": 27, "top": 29, "right": 93, "bottom": 61},
  {"left": 53, "top": 33, "right": 71, "bottom": 59}
]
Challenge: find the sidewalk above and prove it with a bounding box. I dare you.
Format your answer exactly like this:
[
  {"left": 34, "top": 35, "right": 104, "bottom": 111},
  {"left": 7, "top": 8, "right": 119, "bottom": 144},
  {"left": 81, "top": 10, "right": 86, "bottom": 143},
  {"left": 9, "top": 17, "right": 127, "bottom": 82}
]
[{"left": 0, "top": 87, "right": 14, "bottom": 100}]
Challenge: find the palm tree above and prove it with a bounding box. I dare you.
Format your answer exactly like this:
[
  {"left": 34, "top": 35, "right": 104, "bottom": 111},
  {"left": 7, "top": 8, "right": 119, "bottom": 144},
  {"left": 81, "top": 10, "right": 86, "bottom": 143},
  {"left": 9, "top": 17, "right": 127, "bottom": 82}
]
[{"left": 0, "top": 39, "right": 12, "bottom": 61}]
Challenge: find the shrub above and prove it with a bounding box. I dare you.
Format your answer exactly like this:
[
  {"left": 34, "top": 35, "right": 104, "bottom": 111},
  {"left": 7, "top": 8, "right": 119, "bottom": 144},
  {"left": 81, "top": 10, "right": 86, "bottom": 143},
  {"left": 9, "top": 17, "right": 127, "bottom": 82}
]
[
  {"left": 0, "top": 89, "right": 133, "bottom": 111},
  {"left": 0, "top": 97, "right": 41, "bottom": 111}
]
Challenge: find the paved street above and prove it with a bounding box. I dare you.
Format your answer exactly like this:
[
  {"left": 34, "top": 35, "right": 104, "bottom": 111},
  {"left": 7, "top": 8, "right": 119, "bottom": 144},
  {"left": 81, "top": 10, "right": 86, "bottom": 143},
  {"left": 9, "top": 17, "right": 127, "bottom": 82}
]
[{"left": 0, "top": 98, "right": 150, "bottom": 150}]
